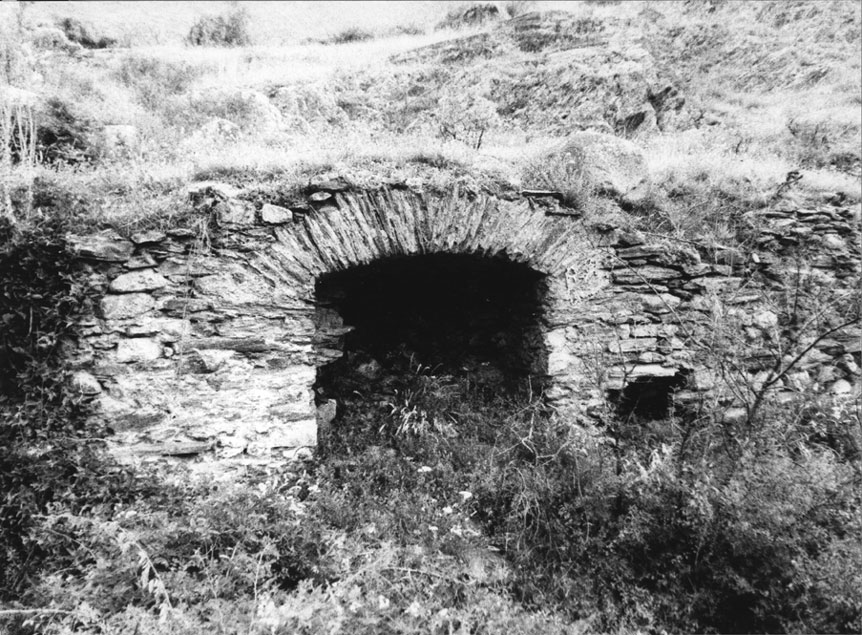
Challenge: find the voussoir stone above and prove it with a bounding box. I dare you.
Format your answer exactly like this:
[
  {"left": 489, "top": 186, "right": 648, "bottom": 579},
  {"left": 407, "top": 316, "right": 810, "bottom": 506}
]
[
  {"left": 261, "top": 203, "right": 293, "bottom": 224},
  {"left": 68, "top": 229, "right": 133, "bottom": 262},
  {"left": 109, "top": 269, "right": 169, "bottom": 293},
  {"left": 101, "top": 293, "right": 155, "bottom": 320}
]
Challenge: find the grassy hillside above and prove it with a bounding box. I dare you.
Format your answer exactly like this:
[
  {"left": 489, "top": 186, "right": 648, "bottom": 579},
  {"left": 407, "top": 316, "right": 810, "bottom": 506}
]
[
  {"left": 1, "top": 2, "right": 861, "bottom": 634},
  {"left": 1, "top": 1, "right": 859, "bottom": 236}
]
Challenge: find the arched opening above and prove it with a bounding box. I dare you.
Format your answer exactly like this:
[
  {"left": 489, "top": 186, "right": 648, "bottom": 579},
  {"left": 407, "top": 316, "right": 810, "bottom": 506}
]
[{"left": 313, "top": 253, "right": 548, "bottom": 443}]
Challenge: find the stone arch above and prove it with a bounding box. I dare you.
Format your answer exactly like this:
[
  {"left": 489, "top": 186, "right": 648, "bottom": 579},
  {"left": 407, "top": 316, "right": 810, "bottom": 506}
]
[
  {"left": 251, "top": 187, "right": 604, "bottom": 293},
  {"left": 235, "top": 187, "right": 612, "bottom": 447}
]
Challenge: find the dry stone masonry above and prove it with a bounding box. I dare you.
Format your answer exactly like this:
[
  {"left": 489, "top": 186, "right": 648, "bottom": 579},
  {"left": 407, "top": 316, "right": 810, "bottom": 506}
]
[{"left": 64, "top": 171, "right": 861, "bottom": 467}]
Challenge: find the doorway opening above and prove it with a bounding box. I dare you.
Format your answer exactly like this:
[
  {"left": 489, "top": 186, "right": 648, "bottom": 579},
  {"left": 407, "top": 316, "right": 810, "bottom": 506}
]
[{"left": 313, "top": 253, "right": 548, "bottom": 447}]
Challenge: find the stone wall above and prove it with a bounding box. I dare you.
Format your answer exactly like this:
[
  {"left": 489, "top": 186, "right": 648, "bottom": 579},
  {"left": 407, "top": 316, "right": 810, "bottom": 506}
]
[{"left": 64, "top": 179, "right": 861, "bottom": 466}]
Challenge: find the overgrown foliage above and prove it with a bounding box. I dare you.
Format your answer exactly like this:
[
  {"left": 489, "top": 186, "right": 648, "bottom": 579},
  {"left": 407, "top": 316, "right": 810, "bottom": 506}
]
[
  {"left": 436, "top": 3, "right": 503, "bottom": 31},
  {"left": 186, "top": 8, "right": 252, "bottom": 47},
  {"left": 435, "top": 87, "right": 501, "bottom": 150},
  {"left": 56, "top": 17, "right": 116, "bottom": 50},
  {"left": 116, "top": 55, "right": 204, "bottom": 110},
  {"left": 6, "top": 358, "right": 859, "bottom": 633},
  {"left": 0, "top": 217, "right": 131, "bottom": 606}
]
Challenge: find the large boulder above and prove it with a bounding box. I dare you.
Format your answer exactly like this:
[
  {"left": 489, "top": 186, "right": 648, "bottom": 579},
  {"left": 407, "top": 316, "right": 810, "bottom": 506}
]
[
  {"left": 560, "top": 132, "right": 651, "bottom": 207},
  {"left": 193, "top": 89, "right": 283, "bottom": 134},
  {"left": 98, "top": 124, "right": 138, "bottom": 157}
]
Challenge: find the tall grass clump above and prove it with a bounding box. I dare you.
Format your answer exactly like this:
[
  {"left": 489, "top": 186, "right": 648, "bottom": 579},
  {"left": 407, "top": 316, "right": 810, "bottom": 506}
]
[
  {"left": 1, "top": 92, "right": 36, "bottom": 220},
  {"left": 521, "top": 148, "right": 595, "bottom": 211},
  {"left": 186, "top": 7, "right": 252, "bottom": 47}
]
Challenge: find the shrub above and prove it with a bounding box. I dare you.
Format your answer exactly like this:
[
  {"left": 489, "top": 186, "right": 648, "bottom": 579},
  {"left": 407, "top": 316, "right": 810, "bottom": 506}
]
[
  {"left": 116, "top": 55, "right": 204, "bottom": 110},
  {"left": 325, "top": 27, "right": 375, "bottom": 45},
  {"left": 57, "top": 17, "right": 117, "bottom": 49},
  {"left": 500, "top": 1, "right": 538, "bottom": 18},
  {"left": 35, "top": 97, "right": 96, "bottom": 165},
  {"left": 186, "top": 8, "right": 252, "bottom": 47},
  {"left": 469, "top": 399, "right": 862, "bottom": 633},
  {"left": 435, "top": 87, "right": 501, "bottom": 149},
  {"left": 436, "top": 3, "right": 502, "bottom": 30}
]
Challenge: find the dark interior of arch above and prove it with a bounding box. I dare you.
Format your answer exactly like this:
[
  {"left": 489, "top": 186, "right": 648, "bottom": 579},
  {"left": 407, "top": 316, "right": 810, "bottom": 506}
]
[{"left": 314, "top": 253, "right": 547, "bottom": 415}]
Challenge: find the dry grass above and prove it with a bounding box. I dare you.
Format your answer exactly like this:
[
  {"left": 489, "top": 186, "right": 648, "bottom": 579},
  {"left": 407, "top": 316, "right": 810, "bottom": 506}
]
[{"left": 0, "top": 0, "right": 858, "bottom": 238}]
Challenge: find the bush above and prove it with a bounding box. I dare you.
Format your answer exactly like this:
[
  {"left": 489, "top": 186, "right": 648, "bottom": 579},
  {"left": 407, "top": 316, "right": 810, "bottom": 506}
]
[
  {"left": 470, "top": 399, "right": 862, "bottom": 632},
  {"left": 436, "top": 3, "right": 502, "bottom": 30},
  {"left": 325, "top": 27, "right": 375, "bottom": 45},
  {"left": 116, "top": 55, "right": 204, "bottom": 110},
  {"left": 435, "top": 87, "right": 501, "bottom": 149},
  {"left": 186, "top": 8, "right": 252, "bottom": 47},
  {"left": 57, "top": 17, "right": 117, "bottom": 49},
  {"left": 36, "top": 97, "right": 96, "bottom": 165}
]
